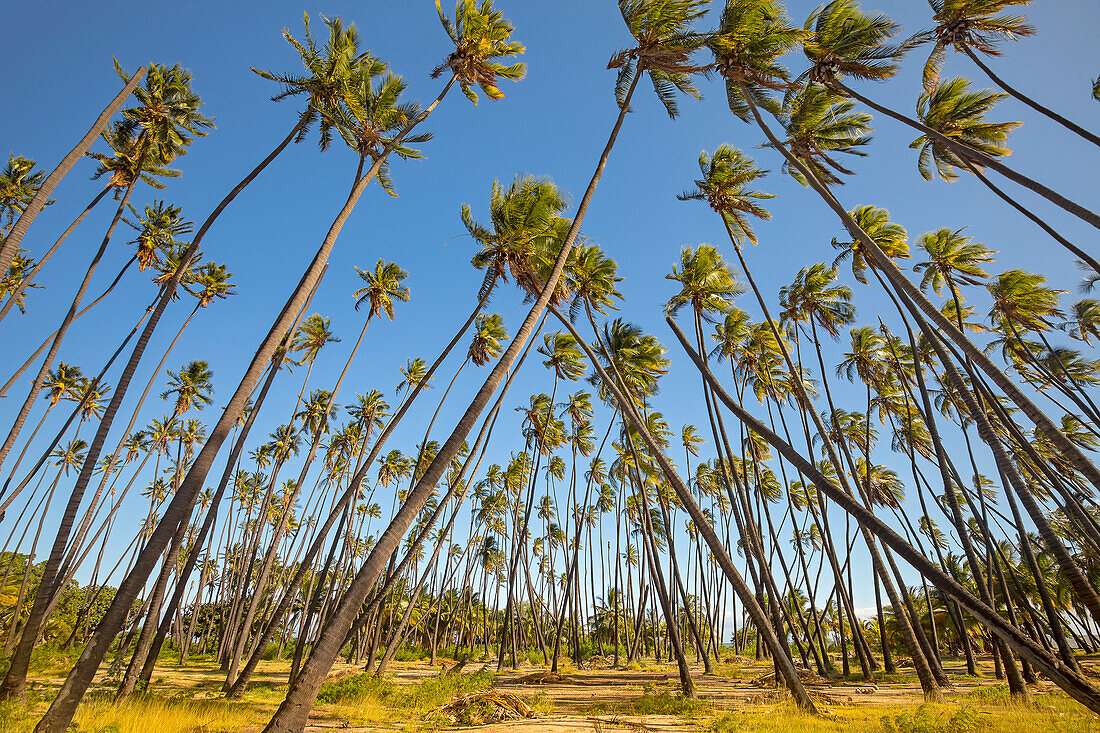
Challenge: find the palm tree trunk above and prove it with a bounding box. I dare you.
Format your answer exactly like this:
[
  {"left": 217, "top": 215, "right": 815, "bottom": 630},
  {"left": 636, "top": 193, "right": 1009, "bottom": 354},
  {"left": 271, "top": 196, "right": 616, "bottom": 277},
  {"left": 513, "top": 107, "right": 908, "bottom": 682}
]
[
  {"left": 831, "top": 79, "right": 1100, "bottom": 231},
  {"left": 0, "top": 68, "right": 147, "bottom": 276},
  {"left": 553, "top": 307, "right": 818, "bottom": 712},
  {"left": 261, "top": 72, "right": 641, "bottom": 733},
  {"left": 35, "top": 87, "right": 443, "bottom": 729},
  {"left": 963, "top": 47, "right": 1100, "bottom": 148},
  {"left": 668, "top": 318, "right": 1100, "bottom": 713},
  {"left": 0, "top": 167, "right": 145, "bottom": 701},
  {"left": 0, "top": 256, "right": 139, "bottom": 400}
]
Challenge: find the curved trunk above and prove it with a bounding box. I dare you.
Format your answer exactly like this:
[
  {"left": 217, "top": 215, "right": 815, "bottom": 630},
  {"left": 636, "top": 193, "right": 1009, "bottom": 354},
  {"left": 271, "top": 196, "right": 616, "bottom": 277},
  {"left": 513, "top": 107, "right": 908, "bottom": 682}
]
[
  {"left": 0, "top": 187, "right": 112, "bottom": 324},
  {"left": 964, "top": 47, "right": 1100, "bottom": 149},
  {"left": 668, "top": 318, "right": 1100, "bottom": 714},
  {"left": 0, "top": 68, "right": 146, "bottom": 276},
  {"left": 553, "top": 307, "right": 817, "bottom": 712},
  {"left": 0, "top": 256, "right": 139, "bottom": 400},
  {"left": 261, "top": 72, "right": 638, "bottom": 733}
]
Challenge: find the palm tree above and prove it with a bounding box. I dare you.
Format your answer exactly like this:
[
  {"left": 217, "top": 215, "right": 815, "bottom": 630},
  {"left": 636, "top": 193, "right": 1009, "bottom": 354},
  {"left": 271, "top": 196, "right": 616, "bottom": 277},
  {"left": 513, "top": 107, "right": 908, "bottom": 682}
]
[
  {"left": 830, "top": 205, "right": 910, "bottom": 285},
  {"left": 0, "top": 62, "right": 212, "bottom": 478},
  {"left": 920, "top": 0, "right": 1100, "bottom": 146},
  {"left": 353, "top": 260, "right": 411, "bottom": 321},
  {"left": 464, "top": 174, "right": 569, "bottom": 302},
  {"left": 553, "top": 306, "right": 817, "bottom": 710},
  {"left": 0, "top": 124, "right": 186, "bottom": 325},
  {"left": 161, "top": 361, "right": 215, "bottom": 418},
  {"left": 771, "top": 81, "right": 873, "bottom": 187},
  {"left": 665, "top": 244, "right": 743, "bottom": 324},
  {"left": 264, "top": 2, "right": 710, "bottom": 724},
  {"left": 0, "top": 67, "right": 147, "bottom": 279},
  {"left": 801, "top": 0, "right": 1100, "bottom": 232},
  {"left": 911, "top": 77, "right": 1099, "bottom": 273},
  {"left": 0, "top": 156, "right": 48, "bottom": 235}
]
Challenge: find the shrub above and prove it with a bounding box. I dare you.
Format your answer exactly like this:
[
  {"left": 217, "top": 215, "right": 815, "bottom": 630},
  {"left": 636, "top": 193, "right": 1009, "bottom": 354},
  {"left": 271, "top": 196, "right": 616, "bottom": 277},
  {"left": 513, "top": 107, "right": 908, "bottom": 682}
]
[
  {"left": 631, "top": 684, "right": 712, "bottom": 717},
  {"left": 879, "top": 704, "right": 983, "bottom": 733}
]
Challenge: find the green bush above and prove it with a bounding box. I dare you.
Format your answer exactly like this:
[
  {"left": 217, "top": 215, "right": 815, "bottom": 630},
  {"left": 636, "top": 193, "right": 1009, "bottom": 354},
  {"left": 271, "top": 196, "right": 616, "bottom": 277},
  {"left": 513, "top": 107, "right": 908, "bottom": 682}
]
[
  {"left": 316, "top": 668, "right": 493, "bottom": 711},
  {"left": 631, "top": 684, "right": 712, "bottom": 717},
  {"left": 317, "top": 673, "right": 397, "bottom": 704},
  {"left": 393, "top": 645, "right": 428, "bottom": 662},
  {"left": 879, "top": 704, "right": 983, "bottom": 733}
]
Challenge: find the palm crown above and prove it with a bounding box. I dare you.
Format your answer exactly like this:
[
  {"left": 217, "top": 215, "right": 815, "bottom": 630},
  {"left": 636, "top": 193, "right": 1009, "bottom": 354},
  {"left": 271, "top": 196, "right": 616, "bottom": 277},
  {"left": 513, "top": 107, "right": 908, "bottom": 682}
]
[
  {"left": 353, "top": 260, "right": 410, "bottom": 321},
  {"left": 327, "top": 69, "right": 432, "bottom": 197},
  {"left": 0, "top": 156, "right": 48, "bottom": 234},
  {"left": 115, "top": 61, "right": 214, "bottom": 164},
  {"left": 920, "top": 0, "right": 1035, "bottom": 90},
  {"left": 831, "top": 205, "right": 910, "bottom": 284},
  {"left": 252, "top": 13, "right": 385, "bottom": 150},
  {"left": 432, "top": 0, "right": 526, "bottom": 104},
  {"left": 773, "top": 81, "right": 873, "bottom": 187},
  {"left": 665, "top": 244, "right": 744, "bottom": 322},
  {"left": 679, "top": 145, "right": 774, "bottom": 245},
  {"left": 802, "top": 0, "right": 920, "bottom": 85},
  {"left": 464, "top": 174, "right": 569, "bottom": 302},
  {"left": 608, "top": 0, "right": 710, "bottom": 117},
  {"left": 910, "top": 76, "right": 1020, "bottom": 181},
  {"left": 707, "top": 0, "right": 805, "bottom": 121}
]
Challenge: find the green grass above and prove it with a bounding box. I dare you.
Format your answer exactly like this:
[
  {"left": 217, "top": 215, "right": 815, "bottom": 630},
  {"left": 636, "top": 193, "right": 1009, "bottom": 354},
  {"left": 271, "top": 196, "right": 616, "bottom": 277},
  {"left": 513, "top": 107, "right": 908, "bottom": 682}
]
[
  {"left": 315, "top": 668, "right": 495, "bottom": 725},
  {"left": 701, "top": 694, "right": 1100, "bottom": 733},
  {"left": 629, "top": 684, "right": 714, "bottom": 717}
]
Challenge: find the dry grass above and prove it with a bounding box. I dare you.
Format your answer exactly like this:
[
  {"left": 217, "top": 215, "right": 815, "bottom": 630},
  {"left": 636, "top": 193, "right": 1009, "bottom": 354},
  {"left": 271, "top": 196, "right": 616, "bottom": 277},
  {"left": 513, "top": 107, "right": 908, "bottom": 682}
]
[
  {"left": 703, "top": 693, "right": 1100, "bottom": 733},
  {"left": 0, "top": 695, "right": 264, "bottom": 733}
]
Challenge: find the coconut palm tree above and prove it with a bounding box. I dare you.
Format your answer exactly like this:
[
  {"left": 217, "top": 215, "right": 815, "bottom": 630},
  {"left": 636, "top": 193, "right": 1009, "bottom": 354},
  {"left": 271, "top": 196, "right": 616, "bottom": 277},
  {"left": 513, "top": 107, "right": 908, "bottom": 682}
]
[
  {"left": 353, "top": 260, "right": 411, "bottom": 321},
  {"left": 0, "top": 67, "right": 147, "bottom": 279},
  {"left": 911, "top": 77, "right": 1099, "bottom": 273},
  {"left": 801, "top": 0, "right": 1100, "bottom": 232},
  {"left": 771, "top": 81, "right": 873, "bottom": 187},
  {"left": 919, "top": 0, "right": 1100, "bottom": 146},
  {"left": 0, "top": 126, "right": 185, "bottom": 326},
  {"left": 161, "top": 361, "right": 215, "bottom": 419},
  {"left": 469, "top": 314, "right": 508, "bottom": 367},
  {"left": 265, "top": 2, "right": 711, "bottom": 725},
  {"left": 0, "top": 157, "right": 48, "bottom": 235},
  {"left": 830, "top": 205, "right": 910, "bottom": 285}
]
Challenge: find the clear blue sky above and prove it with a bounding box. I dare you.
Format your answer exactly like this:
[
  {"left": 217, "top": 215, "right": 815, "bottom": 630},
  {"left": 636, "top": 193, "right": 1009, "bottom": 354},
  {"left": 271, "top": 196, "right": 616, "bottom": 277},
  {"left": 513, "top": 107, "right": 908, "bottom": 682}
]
[{"left": 3, "top": 1, "right": 1099, "bottom": 615}]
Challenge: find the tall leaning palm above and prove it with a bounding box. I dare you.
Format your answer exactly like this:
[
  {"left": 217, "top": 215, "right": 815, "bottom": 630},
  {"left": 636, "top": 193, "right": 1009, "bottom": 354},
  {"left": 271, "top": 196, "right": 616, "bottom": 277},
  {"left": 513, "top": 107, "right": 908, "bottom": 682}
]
[
  {"left": 801, "top": 0, "right": 1100, "bottom": 232},
  {"left": 33, "top": 12, "right": 487, "bottom": 730},
  {"left": 260, "top": 3, "right": 707, "bottom": 730},
  {"left": 0, "top": 68, "right": 147, "bottom": 279},
  {"left": 0, "top": 61, "right": 212, "bottom": 705},
  {"left": 920, "top": 0, "right": 1100, "bottom": 146},
  {"left": 713, "top": 0, "right": 1100, "bottom": 500},
  {"left": 910, "top": 76, "right": 1100, "bottom": 274}
]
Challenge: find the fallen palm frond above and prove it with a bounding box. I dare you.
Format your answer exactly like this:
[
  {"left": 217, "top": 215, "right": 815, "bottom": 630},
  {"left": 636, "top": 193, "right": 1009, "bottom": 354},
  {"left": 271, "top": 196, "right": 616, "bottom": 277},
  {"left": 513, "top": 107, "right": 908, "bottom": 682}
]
[
  {"left": 434, "top": 690, "right": 537, "bottom": 725},
  {"left": 583, "top": 654, "right": 614, "bottom": 670},
  {"left": 723, "top": 654, "right": 754, "bottom": 665}
]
